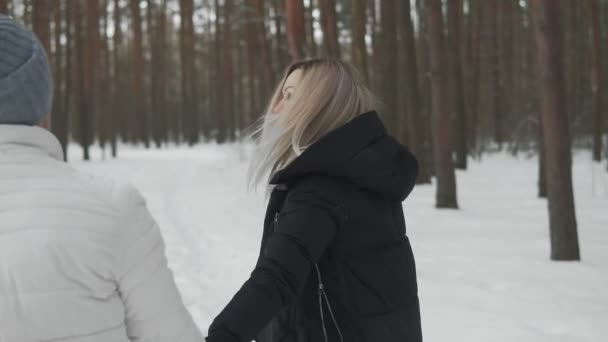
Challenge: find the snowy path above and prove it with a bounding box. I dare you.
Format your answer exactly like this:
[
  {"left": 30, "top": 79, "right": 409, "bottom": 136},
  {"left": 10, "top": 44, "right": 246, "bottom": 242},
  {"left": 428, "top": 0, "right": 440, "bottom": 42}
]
[{"left": 71, "top": 146, "right": 608, "bottom": 342}]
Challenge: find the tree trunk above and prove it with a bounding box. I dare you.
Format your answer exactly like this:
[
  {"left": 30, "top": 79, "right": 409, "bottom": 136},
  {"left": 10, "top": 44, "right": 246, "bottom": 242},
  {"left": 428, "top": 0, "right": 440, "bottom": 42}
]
[
  {"left": 0, "top": 0, "right": 8, "bottom": 14},
  {"left": 32, "top": 0, "right": 51, "bottom": 55},
  {"left": 51, "top": 0, "right": 68, "bottom": 160},
  {"left": 245, "top": 1, "right": 259, "bottom": 116},
  {"left": 487, "top": 0, "right": 504, "bottom": 148},
  {"left": 351, "top": 0, "right": 369, "bottom": 85},
  {"left": 150, "top": 0, "right": 167, "bottom": 147},
  {"left": 465, "top": 0, "right": 482, "bottom": 156},
  {"left": 74, "top": 1, "right": 91, "bottom": 160},
  {"left": 539, "top": 117, "right": 547, "bottom": 198},
  {"left": 286, "top": 0, "right": 306, "bottom": 61},
  {"left": 129, "top": 0, "right": 148, "bottom": 147},
  {"left": 213, "top": 0, "right": 225, "bottom": 142},
  {"left": 306, "top": 0, "right": 317, "bottom": 57},
  {"left": 380, "top": 0, "right": 398, "bottom": 135},
  {"left": 179, "top": 0, "right": 199, "bottom": 144},
  {"left": 448, "top": 0, "right": 467, "bottom": 169},
  {"left": 111, "top": 0, "right": 122, "bottom": 157},
  {"left": 588, "top": 0, "right": 603, "bottom": 162},
  {"left": 429, "top": 0, "right": 458, "bottom": 209},
  {"left": 99, "top": 0, "right": 111, "bottom": 153},
  {"left": 253, "top": 0, "right": 274, "bottom": 99},
  {"left": 318, "top": 0, "right": 340, "bottom": 58},
  {"left": 223, "top": 0, "right": 235, "bottom": 141},
  {"left": 64, "top": 0, "right": 73, "bottom": 150},
  {"left": 86, "top": 0, "right": 100, "bottom": 155},
  {"left": 416, "top": 0, "right": 435, "bottom": 176},
  {"left": 531, "top": 0, "right": 580, "bottom": 261},
  {"left": 401, "top": 0, "right": 430, "bottom": 184}
]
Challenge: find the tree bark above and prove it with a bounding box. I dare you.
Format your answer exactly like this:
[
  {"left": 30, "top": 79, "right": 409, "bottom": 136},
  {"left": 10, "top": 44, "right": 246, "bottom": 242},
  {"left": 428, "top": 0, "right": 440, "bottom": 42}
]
[
  {"left": 380, "top": 0, "right": 398, "bottom": 134},
  {"left": 465, "top": 0, "right": 482, "bottom": 155},
  {"left": 0, "top": 0, "right": 8, "bottom": 14},
  {"left": 253, "top": 0, "right": 274, "bottom": 100},
  {"left": 245, "top": 1, "right": 259, "bottom": 117},
  {"left": 129, "top": 0, "right": 148, "bottom": 147},
  {"left": 531, "top": 0, "right": 580, "bottom": 261},
  {"left": 99, "top": 0, "right": 111, "bottom": 152},
  {"left": 429, "top": 0, "right": 458, "bottom": 209},
  {"left": 588, "top": 0, "right": 603, "bottom": 162},
  {"left": 32, "top": 0, "right": 51, "bottom": 55},
  {"left": 351, "top": 0, "right": 369, "bottom": 85},
  {"left": 51, "top": 0, "right": 68, "bottom": 160},
  {"left": 306, "top": 0, "right": 317, "bottom": 57},
  {"left": 448, "top": 0, "right": 467, "bottom": 169},
  {"left": 487, "top": 0, "right": 504, "bottom": 148},
  {"left": 286, "top": 0, "right": 306, "bottom": 61},
  {"left": 74, "top": 0, "right": 91, "bottom": 160},
  {"left": 179, "top": 0, "right": 199, "bottom": 144},
  {"left": 222, "top": 0, "right": 235, "bottom": 141},
  {"left": 111, "top": 0, "right": 122, "bottom": 156},
  {"left": 401, "top": 0, "right": 431, "bottom": 184},
  {"left": 318, "top": 0, "right": 340, "bottom": 58}
]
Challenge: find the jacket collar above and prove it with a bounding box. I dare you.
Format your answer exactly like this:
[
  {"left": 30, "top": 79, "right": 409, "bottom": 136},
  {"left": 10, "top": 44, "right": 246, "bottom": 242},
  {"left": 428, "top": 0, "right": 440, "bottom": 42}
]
[
  {"left": 270, "top": 111, "right": 386, "bottom": 185},
  {"left": 0, "top": 125, "right": 64, "bottom": 161}
]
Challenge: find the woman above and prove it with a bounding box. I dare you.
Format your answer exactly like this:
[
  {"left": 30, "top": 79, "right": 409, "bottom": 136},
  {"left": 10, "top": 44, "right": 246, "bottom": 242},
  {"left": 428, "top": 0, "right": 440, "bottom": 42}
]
[{"left": 207, "top": 59, "right": 421, "bottom": 342}]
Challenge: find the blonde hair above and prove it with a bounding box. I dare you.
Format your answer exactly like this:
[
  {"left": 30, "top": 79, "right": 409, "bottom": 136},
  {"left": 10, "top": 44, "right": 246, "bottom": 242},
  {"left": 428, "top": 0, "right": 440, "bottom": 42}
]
[{"left": 248, "top": 59, "right": 376, "bottom": 187}]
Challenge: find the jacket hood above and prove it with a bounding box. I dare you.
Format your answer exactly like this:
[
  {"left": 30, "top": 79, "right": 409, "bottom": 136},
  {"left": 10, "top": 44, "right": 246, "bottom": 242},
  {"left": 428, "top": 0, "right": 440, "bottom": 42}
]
[{"left": 270, "top": 111, "right": 419, "bottom": 201}]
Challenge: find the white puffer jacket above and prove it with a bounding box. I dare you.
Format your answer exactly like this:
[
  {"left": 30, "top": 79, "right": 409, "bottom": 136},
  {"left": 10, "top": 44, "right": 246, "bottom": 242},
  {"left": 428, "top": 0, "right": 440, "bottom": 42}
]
[{"left": 0, "top": 126, "right": 204, "bottom": 342}]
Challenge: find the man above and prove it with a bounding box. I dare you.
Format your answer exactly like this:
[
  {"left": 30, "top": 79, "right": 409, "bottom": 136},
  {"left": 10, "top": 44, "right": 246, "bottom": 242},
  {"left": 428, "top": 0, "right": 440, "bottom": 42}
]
[{"left": 0, "top": 15, "right": 204, "bottom": 341}]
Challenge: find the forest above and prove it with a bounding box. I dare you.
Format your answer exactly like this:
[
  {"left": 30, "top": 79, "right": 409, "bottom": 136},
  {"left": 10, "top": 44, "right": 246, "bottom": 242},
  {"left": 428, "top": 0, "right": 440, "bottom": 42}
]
[{"left": 1, "top": 0, "right": 606, "bottom": 261}]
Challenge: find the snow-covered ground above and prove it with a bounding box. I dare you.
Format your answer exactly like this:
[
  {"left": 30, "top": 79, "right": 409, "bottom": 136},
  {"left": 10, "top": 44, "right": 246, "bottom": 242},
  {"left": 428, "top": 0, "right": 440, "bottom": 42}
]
[{"left": 70, "top": 145, "right": 608, "bottom": 342}]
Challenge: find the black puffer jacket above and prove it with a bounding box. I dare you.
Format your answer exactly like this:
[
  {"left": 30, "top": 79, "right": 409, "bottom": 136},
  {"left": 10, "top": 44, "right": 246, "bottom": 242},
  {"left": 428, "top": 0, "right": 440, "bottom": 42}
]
[{"left": 207, "top": 111, "right": 422, "bottom": 342}]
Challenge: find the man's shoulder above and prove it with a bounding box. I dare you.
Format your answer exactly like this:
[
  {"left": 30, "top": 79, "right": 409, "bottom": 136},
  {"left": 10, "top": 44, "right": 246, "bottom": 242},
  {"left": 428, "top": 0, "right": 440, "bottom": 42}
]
[{"left": 72, "top": 169, "right": 147, "bottom": 215}]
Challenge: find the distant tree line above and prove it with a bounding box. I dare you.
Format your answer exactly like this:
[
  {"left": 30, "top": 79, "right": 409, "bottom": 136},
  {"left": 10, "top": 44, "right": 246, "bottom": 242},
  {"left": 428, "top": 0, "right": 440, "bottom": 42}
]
[{"left": 1, "top": 0, "right": 606, "bottom": 261}]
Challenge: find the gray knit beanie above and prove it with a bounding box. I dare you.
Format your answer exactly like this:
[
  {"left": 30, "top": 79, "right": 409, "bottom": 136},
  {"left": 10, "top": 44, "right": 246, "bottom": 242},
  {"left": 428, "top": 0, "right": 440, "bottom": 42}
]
[{"left": 0, "top": 15, "right": 53, "bottom": 125}]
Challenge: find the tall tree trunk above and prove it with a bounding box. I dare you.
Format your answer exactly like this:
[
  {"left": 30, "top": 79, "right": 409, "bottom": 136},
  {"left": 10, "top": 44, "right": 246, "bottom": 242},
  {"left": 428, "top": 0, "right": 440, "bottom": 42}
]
[
  {"left": 429, "top": 0, "right": 458, "bottom": 209},
  {"left": 487, "top": 0, "right": 503, "bottom": 148},
  {"left": 318, "top": 0, "right": 340, "bottom": 58},
  {"left": 401, "top": 0, "right": 431, "bottom": 184},
  {"left": 603, "top": 0, "right": 608, "bottom": 165},
  {"left": 380, "top": 0, "right": 398, "bottom": 134},
  {"left": 588, "top": 0, "right": 603, "bottom": 162},
  {"left": 130, "top": 0, "right": 148, "bottom": 147},
  {"left": 286, "top": 0, "right": 306, "bottom": 60},
  {"left": 150, "top": 0, "right": 167, "bottom": 147},
  {"left": 32, "top": 0, "right": 51, "bottom": 55},
  {"left": 99, "top": 0, "right": 111, "bottom": 153},
  {"left": 369, "top": 0, "right": 379, "bottom": 90},
  {"left": 74, "top": 1, "right": 91, "bottom": 160},
  {"left": 85, "top": 0, "right": 100, "bottom": 155},
  {"left": 253, "top": 0, "right": 274, "bottom": 100},
  {"left": 0, "top": 0, "right": 8, "bottom": 14},
  {"left": 51, "top": 0, "right": 68, "bottom": 160},
  {"left": 539, "top": 117, "right": 547, "bottom": 198},
  {"left": 111, "top": 0, "right": 122, "bottom": 157},
  {"left": 417, "top": 0, "right": 435, "bottom": 176},
  {"left": 223, "top": 0, "right": 235, "bottom": 141},
  {"left": 245, "top": 1, "right": 259, "bottom": 116},
  {"left": 448, "top": 0, "right": 467, "bottom": 169},
  {"left": 64, "top": 0, "right": 73, "bottom": 151},
  {"left": 465, "top": 0, "right": 482, "bottom": 155},
  {"left": 306, "top": 0, "right": 317, "bottom": 57},
  {"left": 531, "top": 0, "right": 580, "bottom": 261},
  {"left": 272, "top": 0, "right": 288, "bottom": 71},
  {"left": 214, "top": 0, "right": 225, "bottom": 142},
  {"left": 179, "top": 0, "right": 199, "bottom": 144},
  {"left": 351, "top": 0, "right": 369, "bottom": 85}
]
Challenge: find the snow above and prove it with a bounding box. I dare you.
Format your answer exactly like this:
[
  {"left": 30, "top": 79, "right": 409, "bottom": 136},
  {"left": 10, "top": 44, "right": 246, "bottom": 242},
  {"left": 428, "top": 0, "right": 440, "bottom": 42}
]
[{"left": 69, "top": 144, "right": 608, "bottom": 342}]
